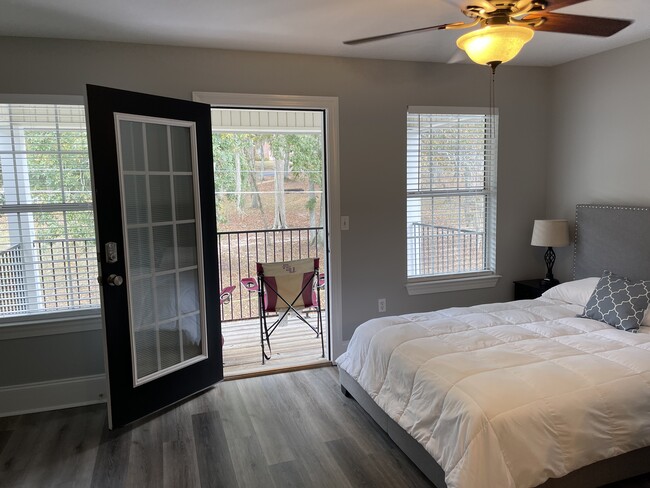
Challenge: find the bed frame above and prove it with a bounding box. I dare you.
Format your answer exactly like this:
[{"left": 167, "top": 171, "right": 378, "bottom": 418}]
[{"left": 340, "top": 204, "right": 650, "bottom": 488}]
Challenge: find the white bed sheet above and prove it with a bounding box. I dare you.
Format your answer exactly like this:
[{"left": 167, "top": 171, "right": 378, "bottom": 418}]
[{"left": 337, "top": 298, "right": 650, "bottom": 488}]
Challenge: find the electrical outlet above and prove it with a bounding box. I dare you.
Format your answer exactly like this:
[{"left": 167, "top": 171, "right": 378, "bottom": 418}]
[{"left": 378, "top": 298, "right": 386, "bottom": 313}]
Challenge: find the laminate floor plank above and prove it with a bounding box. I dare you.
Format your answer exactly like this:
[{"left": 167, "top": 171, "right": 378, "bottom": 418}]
[
  {"left": 18, "top": 410, "right": 68, "bottom": 486},
  {"left": 2, "top": 366, "right": 650, "bottom": 488},
  {"left": 160, "top": 403, "right": 195, "bottom": 445},
  {"left": 191, "top": 410, "right": 238, "bottom": 488},
  {"left": 309, "top": 368, "right": 398, "bottom": 455},
  {"left": 0, "top": 413, "right": 51, "bottom": 486},
  {"left": 366, "top": 450, "right": 434, "bottom": 488},
  {"left": 268, "top": 459, "right": 311, "bottom": 488},
  {"left": 207, "top": 381, "right": 256, "bottom": 440},
  {"left": 124, "top": 415, "right": 164, "bottom": 488},
  {"left": 90, "top": 424, "right": 133, "bottom": 488},
  {"left": 33, "top": 405, "right": 106, "bottom": 488},
  {"left": 296, "top": 444, "right": 356, "bottom": 488},
  {"left": 225, "top": 432, "right": 275, "bottom": 488},
  {"left": 162, "top": 438, "right": 201, "bottom": 488},
  {"left": 325, "top": 436, "right": 403, "bottom": 488},
  {"left": 236, "top": 376, "right": 297, "bottom": 466}
]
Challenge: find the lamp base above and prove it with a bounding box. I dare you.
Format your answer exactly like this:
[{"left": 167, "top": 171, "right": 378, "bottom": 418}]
[{"left": 543, "top": 246, "right": 557, "bottom": 287}]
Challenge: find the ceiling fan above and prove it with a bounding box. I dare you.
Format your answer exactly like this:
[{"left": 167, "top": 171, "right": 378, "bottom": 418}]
[{"left": 343, "top": 0, "right": 633, "bottom": 69}]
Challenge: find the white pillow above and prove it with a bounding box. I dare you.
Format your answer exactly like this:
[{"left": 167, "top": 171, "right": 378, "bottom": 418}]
[
  {"left": 541, "top": 277, "right": 600, "bottom": 307},
  {"left": 643, "top": 308, "right": 650, "bottom": 327}
]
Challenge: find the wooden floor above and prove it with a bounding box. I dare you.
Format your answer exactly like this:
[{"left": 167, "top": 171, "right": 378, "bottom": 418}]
[
  {"left": 1, "top": 367, "right": 649, "bottom": 488},
  {"left": 222, "top": 312, "right": 329, "bottom": 377}
]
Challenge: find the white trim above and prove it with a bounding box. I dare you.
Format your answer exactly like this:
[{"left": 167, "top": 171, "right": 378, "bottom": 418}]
[
  {"left": 407, "top": 105, "right": 499, "bottom": 116},
  {"left": 192, "top": 91, "right": 344, "bottom": 360},
  {"left": 0, "top": 374, "right": 106, "bottom": 417},
  {"left": 0, "top": 312, "right": 102, "bottom": 340},
  {"left": 193, "top": 92, "right": 335, "bottom": 111},
  {"left": 405, "top": 274, "right": 502, "bottom": 295},
  {"left": 0, "top": 94, "right": 84, "bottom": 104}
]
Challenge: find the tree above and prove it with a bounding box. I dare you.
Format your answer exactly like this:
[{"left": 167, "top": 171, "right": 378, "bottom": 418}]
[
  {"left": 212, "top": 130, "right": 324, "bottom": 232},
  {"left": 284, "top": 133, "right": 323, "bottom": 240},
  {"left": 268, "top": 134, "right": 289, "bottom": 229},
  {"left": 212, "top": 133, "right": 265, "bottom": 226},
  {"left": 24, "top": 128, "right": 94, "bottom": 241}
]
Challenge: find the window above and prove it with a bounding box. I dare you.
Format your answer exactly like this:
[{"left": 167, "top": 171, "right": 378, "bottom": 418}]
[
  {"left": 406, "top": 106, "right": 498, "bottom": 294},
  {"left": 0, "top": 101, "right": 99, "bottom": 319}
]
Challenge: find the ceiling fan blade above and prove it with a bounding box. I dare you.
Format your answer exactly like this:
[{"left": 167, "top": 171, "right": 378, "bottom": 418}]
[
  {"left": 343, "top": 23, "right": 452, "bottom": 45},
  {"left": 525, "top": 12, "right": 632, "bottom": 37},
  {"left": 544, "top": 0, "right": 589, "bottom": 12}
]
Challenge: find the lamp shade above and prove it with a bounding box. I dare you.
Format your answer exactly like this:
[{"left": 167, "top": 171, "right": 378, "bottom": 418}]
[
  {"left": 456, "top": 25, "right": 534, "bottom": 66},
  {"left": 531, "top": 219, "right": 570, "bottom": 247}
]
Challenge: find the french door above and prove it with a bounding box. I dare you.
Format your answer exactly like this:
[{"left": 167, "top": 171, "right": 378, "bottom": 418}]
[{"left": 86, "top": 85, "right": 222, "bottom": 429}]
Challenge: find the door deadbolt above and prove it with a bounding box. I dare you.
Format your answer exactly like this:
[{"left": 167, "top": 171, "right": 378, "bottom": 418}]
[
  {"left": 105, "top": 242, "right": 118, "bottom": 264},
  {"left": 107, "top": 274, "right": 124, "bottom": 286}
]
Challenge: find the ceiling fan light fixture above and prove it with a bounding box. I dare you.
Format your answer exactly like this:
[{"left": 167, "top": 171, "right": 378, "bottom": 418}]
[{"left": 456, "top": 24, "right": 534, "bottom": 66}]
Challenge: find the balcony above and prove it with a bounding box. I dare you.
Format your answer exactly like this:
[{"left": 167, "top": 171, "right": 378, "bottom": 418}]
[
  {"left": 1, "top": 228, "right": 329, "bottom": 375},
  {"left": 217, "top": 226, "right": 326, "bottom": 321},
  {"left": 0, "top": 239, "right": 99, "bottom": 316},
  {"left": 409, "top": 222, "right": 486, "bottom": 276}
]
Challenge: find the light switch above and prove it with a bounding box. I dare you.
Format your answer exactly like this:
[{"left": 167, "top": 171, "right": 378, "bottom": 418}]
[{"left": 341, "top": 216, "right": 350, "bottom": 231}]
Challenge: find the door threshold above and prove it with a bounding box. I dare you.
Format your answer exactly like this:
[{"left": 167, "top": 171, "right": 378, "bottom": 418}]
[{"left": 223, "top": 358, "right": 333, "bottom": 381}]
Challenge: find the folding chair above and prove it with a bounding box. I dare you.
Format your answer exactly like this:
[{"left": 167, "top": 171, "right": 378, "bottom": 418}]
[
  {"left": 256, "top": 257, "right": 325, "bottom": 363},
  {"left": 219, "top": 285, "right": 236, "bottom": 305},
  {"left": 305, "top": 273, "right": 325, "bottom": 318},
  {"left": 219, "top": 285, "right": 235, "bottom": 347}
]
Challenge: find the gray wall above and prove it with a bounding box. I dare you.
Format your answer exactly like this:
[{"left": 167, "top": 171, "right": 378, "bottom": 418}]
[
  {"left": 0, "top": 37, "right": 550, "bottom": 386},
  {"left": 547, "top": 38, "right": 650, "bottom": 281}
]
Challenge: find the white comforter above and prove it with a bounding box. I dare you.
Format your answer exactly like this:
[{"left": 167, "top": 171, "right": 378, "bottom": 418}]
[{"left": 336, "top": 298, "right": 650, "bottom": 488}]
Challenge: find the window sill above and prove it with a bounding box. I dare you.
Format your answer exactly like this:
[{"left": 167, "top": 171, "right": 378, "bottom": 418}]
[
  {"left": 0, "top": 309, "right": 102, "bottom": 340},
  {"left": 405, "top": 273, "right": 501, "bottom": 296}
]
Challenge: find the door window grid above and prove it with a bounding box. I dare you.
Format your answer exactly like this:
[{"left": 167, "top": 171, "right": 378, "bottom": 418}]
[{"left": 116, "top": 116, "right": 206, "bottom": 384}]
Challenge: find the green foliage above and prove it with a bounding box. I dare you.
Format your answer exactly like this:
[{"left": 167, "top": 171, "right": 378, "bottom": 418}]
[
  {"left": 213, "top": 131, "right": 324, "bottom": 229},
  {"left": 21, "top": 129, "right": 94, "bottom": 240},
  {"left": 212, "top": 132, "right": 238, "bottom": 199},
  {"left": 284, "top": 133, "right": 323, "bottom": 186}
]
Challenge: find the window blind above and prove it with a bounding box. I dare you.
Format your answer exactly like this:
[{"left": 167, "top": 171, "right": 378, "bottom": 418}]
[
  {"left": 406, "top": 107, "right": 498, "bottom": 279},
  {"left": 0, "top": 103, "right": 99, "bottom": 317}
]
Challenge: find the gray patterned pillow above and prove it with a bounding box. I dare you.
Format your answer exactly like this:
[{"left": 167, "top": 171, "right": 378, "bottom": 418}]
[{"left": 580, "top": 270, "right": 650, "bottom": 332}]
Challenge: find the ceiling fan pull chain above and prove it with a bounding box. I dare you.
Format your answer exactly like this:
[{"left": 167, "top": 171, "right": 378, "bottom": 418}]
[{"left": 489, "top": 65, "right": 497, "bottom": 141}]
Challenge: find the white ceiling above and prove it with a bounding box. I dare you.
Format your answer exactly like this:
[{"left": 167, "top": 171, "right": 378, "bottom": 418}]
[{"left": 3, "top": 0, "right": 650, "bottom": 67}]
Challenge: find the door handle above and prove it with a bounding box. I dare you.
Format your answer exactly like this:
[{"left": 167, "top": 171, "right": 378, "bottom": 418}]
[{"left": 107, "top": 274, "right": 124, "bottom": 286}]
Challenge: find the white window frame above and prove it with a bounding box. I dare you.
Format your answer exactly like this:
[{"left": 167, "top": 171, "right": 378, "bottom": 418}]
[
  {"left": 0, "top": 95, "right": 101, "bottom": 333},
  {"left": 405, "top": 106, "right": 500, "bottom": 295},
  {"left": 192, "top": 92, "right": 344, "bottom": 359}
]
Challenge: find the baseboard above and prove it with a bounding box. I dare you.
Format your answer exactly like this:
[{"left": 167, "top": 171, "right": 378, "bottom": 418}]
[{"left": 0, "top": 374, "right": 107, "bottom": 417}]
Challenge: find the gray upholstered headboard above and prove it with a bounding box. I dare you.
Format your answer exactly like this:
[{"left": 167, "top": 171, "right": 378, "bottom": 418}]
[{"left": 573, "top": 204, "right": 650, "bottom": 281}]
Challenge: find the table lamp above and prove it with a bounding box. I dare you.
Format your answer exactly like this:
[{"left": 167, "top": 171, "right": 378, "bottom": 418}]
[{"left": 531, "top": 219, "right": 570, "bottom": 286}]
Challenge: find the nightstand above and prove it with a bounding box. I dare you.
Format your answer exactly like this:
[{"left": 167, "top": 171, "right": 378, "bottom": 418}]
[{"left": 513, "top": 279, "right": 557, "bottom": 300}]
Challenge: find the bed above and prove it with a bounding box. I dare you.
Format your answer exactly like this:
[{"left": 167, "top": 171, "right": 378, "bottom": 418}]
[{"left": 337, "top": 204, "right": 650, "bottom": 488}]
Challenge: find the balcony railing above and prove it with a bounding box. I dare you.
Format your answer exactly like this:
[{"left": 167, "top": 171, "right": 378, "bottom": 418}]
[
  {"left": 0, "top": 244, "right": 28, "bottom": 315},
  {"left": 1, "top": 229, "right": 326, "bottom": 321},
  {"left": 409, "top": 222, "right": 485, "bottom": 276},
  {"left": 34, "top": 238, "right": 99, "bottom": 311},
  {"left": 0, "top": 239, "right": 100, "bottom": 316},
  {"left": 217, "top": 227, "right": 325, "bottom": 322}
]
